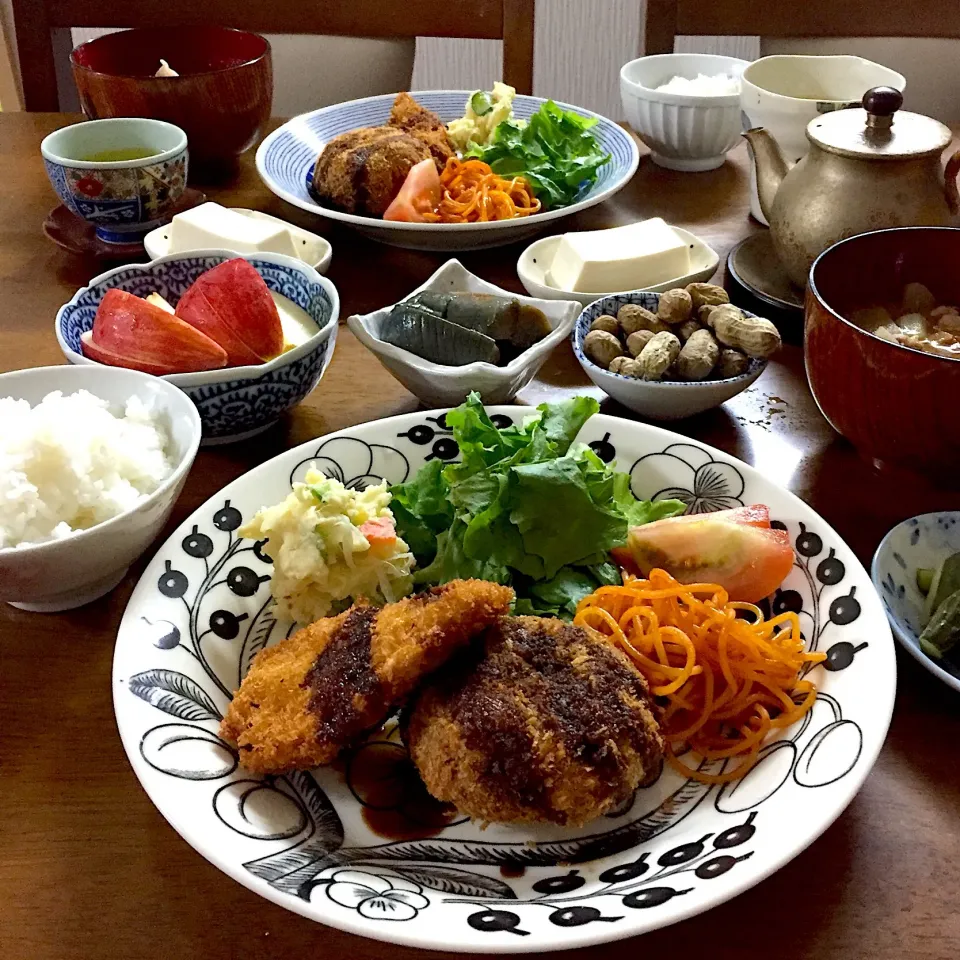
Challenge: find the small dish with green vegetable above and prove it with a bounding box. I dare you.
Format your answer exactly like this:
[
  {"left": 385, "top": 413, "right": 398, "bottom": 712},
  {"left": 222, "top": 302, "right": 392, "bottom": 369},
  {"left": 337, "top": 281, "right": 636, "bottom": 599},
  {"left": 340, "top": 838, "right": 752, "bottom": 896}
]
[{"left": 872, "top": 511, "right": 960, "bottom": 693}]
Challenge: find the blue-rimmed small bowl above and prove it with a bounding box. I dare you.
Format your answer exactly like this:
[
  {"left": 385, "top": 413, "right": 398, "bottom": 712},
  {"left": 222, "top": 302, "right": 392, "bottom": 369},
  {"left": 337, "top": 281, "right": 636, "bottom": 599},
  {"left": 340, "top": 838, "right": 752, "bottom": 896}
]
[
  {"left": 56, "top": 250, "right": 339, "bottom": 444},
  {"left": 573, "top": 292, "right": 767, "bottom": 420},
  {"left": 871, "top": 512, "right": 960, "bottom": 694}
]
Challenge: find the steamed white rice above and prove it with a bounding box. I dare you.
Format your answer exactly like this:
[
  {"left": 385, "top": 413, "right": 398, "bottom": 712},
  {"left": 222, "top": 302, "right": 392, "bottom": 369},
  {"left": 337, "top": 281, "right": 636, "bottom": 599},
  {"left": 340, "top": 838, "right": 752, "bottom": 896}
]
[{"left": 0, "top": 389, "right": 174, "bottom": 549}]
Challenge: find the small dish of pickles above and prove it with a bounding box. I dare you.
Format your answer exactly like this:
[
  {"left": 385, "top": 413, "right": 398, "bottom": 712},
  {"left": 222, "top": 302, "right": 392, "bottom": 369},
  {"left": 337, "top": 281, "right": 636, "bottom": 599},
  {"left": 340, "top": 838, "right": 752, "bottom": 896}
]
[
  {"left": 872, "top": 511, "right": 960, "bottom": 693},
  {"left": 347, "top": 258, "right": 581, "bottom": 407}
]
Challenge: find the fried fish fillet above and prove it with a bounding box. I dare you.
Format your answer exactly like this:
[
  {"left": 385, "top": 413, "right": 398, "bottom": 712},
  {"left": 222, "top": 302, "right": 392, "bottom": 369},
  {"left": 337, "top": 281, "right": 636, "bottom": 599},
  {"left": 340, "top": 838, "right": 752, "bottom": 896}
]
[
  {"left": 220, "top": 580, "right": 513, "bottom": 773},
  {"left": 405, "top": 616, "right": 663, "bottom": 827}
]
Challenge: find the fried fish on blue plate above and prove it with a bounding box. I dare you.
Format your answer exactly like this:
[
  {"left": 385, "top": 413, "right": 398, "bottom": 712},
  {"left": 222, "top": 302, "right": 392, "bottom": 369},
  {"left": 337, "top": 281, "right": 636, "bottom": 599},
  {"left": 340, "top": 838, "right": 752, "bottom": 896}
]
[{"left": 220, "top": 579, "right": 513, "bottom": 773}]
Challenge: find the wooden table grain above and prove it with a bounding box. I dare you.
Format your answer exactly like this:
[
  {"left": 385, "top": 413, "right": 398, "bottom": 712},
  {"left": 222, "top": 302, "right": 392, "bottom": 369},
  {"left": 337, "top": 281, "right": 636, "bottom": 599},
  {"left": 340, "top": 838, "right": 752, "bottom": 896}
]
[{"left": 2, "top": 114, "right": 959, "bottom": 960}]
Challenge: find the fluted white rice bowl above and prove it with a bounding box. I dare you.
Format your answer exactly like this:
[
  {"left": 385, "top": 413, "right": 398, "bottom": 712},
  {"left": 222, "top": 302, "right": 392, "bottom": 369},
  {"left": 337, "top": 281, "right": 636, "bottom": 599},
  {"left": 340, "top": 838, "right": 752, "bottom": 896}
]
[{"left": 620, "top": 54, "right": 750, "bottom": 172}]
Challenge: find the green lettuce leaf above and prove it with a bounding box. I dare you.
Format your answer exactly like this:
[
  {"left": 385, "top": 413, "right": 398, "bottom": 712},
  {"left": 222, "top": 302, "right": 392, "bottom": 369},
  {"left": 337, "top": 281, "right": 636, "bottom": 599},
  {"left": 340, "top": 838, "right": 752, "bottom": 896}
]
[
  {"left": 391, "top": 458, "right": 453, "bottom": 532},
  {"left": 413, "top": 521, "right": 511, "bottom": 585},
  {"left": 390, "top": 392, "right": 676, "bottom": 619},
  {"left": 465, "top": 100, "right": 611, "bottom": 210},
  {"left": 509, "top": 457, "right": 626, "bottom": 579},
  {"left": 612, "top": 472, "right": 686, "bottom": 526}
]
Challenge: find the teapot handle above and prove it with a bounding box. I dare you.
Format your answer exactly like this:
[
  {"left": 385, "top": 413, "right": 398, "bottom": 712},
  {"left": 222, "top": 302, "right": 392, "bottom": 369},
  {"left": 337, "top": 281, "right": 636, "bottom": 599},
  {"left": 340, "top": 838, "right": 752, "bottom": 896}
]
[{"left": 945, "top": 150, "right": 960, "bottom": 215}]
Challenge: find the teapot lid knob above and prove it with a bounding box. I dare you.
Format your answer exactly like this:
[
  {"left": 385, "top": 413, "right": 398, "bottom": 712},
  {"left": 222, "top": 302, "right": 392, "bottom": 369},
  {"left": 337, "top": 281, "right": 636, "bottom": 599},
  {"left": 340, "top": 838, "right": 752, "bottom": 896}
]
[{"left": 863, "top": 87, "right": 903, "bottom": 129}]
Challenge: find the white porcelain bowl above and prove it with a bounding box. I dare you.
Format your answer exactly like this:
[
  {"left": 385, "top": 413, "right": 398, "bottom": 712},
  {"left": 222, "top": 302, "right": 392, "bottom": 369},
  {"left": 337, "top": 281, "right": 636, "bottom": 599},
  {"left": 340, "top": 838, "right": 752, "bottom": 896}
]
[
  {"left": 620, "top": 54, "right": 750, "bottom": 172},
  {"left": 517, "top": 228, "right": 719, "bottom": 307},
  {"left": 347, "top": 259, "right": 581, "bottom": 406},
  {"left": 741, "top": 55, "right": 906, "bottom": 224},
  {"left": 0, "top": 365, "right": 201, "bottom": 612},
  {"left": 573, "top": 292, "right": 766, "bottom": 420}
]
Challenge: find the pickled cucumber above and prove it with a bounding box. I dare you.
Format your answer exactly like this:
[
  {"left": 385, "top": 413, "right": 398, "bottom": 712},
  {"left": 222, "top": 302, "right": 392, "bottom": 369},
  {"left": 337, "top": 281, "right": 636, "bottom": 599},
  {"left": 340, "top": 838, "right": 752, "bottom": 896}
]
[
  {"left": 922, "top": 552, "right": 960, "bottom": 623},
  {"left": 919, "top": 588, "right": 960, "bottom": 660}
]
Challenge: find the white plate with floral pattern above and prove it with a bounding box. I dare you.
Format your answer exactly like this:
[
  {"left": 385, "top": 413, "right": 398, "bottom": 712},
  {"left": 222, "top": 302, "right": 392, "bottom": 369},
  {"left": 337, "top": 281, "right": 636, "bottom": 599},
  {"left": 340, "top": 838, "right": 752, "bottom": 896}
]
[{"left": 113, "top": 406, "right": 895, "bottom": 952}]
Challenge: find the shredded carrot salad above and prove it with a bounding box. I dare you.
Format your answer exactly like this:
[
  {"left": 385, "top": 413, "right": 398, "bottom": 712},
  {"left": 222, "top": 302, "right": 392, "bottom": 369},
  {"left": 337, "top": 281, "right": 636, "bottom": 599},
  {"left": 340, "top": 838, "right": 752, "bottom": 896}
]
[
  {"left": 422, "top": 157, "right": 541, "bottom": 223},
  {"left": 574, "top": 569, "right": 826, "bottom": 784}
]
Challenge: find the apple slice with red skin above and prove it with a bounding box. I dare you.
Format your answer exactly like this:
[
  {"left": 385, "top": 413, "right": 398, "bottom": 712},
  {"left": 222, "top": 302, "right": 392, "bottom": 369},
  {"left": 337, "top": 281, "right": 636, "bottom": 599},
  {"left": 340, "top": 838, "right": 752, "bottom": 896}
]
[
  {"left": 86, "top": 288, "right": 227, "bottom": 374},
  {"left": 175, "top": 258, "right": 283, "bottom": 365},
  {"left": 81, "top": 331, "right": 180, "bottom": 376},
  {"left": 614, "top": 504, "right": 796, "bottom": 603}
]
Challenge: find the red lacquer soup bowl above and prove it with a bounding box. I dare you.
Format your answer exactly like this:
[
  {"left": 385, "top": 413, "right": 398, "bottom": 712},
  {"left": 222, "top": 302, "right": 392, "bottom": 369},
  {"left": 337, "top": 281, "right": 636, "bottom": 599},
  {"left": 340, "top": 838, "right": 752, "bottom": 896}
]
[
  {"left": 71, "top": 27, "right": 272, "bottom": 177},
  {"left": 806, "top": 226, "right": 960, "bottom": 475}
]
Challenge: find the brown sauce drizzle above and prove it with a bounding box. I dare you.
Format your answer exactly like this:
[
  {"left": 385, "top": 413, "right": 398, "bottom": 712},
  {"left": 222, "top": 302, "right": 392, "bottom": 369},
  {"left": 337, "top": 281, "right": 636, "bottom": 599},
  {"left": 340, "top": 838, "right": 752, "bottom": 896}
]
[
  {"left": 304, "top": 606, "right": 380, "bottom": 743},
  {"left": 345, "top": 738, "right": 458, "bottom": 841}
]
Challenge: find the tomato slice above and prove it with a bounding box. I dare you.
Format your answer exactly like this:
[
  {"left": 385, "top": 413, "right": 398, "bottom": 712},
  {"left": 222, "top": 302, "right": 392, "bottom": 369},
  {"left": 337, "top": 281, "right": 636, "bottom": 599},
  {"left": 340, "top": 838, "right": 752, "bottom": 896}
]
[
  {"left": 383, "top": 159, "right": 441, "bottom": 222},
  {"left": 622, "top": 504, "right": 795, "bottom": 603}
]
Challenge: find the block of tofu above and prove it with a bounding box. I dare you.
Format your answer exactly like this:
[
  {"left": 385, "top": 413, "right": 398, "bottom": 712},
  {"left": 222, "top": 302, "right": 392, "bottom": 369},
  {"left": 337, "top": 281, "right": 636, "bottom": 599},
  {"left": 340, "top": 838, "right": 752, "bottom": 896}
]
[
  {"left": 168, "top": 202, "right": 300, "bottom": 258},
  {"left": 546, "top": 218, "right": 691, "bottom": 294}
]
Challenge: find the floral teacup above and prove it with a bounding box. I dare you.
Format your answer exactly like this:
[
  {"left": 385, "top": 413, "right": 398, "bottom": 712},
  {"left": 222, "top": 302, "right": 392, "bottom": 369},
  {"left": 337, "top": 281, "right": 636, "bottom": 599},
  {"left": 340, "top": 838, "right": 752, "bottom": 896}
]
[{"left": 41, "top": 117, "right": 187, "bottom": 243}]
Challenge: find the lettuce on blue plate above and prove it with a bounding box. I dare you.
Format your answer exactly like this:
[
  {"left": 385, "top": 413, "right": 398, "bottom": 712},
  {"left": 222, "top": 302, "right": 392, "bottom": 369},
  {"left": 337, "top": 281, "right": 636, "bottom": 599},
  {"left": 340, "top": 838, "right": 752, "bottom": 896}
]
[{"left": 464, "top": 100, "right": 611, "bottom": 210}]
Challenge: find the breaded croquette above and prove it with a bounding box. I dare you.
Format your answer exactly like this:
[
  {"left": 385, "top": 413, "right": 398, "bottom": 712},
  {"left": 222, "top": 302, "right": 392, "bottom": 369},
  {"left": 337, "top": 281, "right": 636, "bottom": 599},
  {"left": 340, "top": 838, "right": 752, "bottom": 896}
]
[
  {"left": 388, "top": 91, "right": 456, "bottom": 168},
  {"left": 311, "top": 93, "right": 454, "bottom": 216},
  {"left": 312, "top": 127, "right": 432, "bottom": 217},
  {"left": 220, "top": 579, "right": 513, "bottom": 773},
  {"left": 405, "top": 615, "right": 663, "bottom": 827}
]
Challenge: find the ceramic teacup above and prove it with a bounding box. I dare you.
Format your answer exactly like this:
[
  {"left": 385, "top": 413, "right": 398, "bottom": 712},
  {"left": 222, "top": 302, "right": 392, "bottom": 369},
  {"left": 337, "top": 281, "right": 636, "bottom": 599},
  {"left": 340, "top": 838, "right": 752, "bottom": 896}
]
[
  {"left": 741, "top": 55, "right": 905, "bottom": 224},
  {"left": 41, "top": 117, "right": 188, "bottom": 243}
]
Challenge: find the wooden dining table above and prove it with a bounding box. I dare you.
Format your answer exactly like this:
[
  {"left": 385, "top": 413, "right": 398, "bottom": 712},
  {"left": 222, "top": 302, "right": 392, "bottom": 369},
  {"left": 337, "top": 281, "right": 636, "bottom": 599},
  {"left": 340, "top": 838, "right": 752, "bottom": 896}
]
[{"left": 2, "top": 113, "right": 959, "bottom": 960}]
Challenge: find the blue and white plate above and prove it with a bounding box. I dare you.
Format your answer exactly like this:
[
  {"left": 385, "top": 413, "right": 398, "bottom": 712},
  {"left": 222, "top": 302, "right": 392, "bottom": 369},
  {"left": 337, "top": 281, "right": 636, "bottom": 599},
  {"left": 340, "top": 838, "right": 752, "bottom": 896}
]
[
  {"left": 872, "top": 512, "right": 960, "bottom": 694},
  {"left": 113, "top": 409, "right": 894, "bottom": 951},
  {"left": 256, "top": 91, "right": 640, "bottom": 251}
]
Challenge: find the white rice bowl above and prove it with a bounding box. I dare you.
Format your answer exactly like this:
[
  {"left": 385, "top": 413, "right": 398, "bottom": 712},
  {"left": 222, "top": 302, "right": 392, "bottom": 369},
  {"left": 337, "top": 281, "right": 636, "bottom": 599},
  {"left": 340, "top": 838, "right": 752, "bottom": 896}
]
[{"left": 0, "top": 389, "right": 174, "bottom": 548}]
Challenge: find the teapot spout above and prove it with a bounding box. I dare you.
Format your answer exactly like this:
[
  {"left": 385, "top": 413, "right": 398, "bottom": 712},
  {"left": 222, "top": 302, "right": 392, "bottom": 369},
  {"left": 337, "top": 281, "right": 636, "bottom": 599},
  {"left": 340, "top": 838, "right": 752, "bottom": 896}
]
[{"left": 743, "top": 128, "right": 789, "bottom": 223}]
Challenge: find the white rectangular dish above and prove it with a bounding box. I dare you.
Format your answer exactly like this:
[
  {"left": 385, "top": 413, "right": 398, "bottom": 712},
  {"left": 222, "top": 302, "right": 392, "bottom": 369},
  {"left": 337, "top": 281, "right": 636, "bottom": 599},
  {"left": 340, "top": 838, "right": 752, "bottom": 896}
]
[
  {"left": 144, "top": 205, "right": 332, "bottom": 272},
  {"left": 517, "top": 227, "right": 719, "bottom": 308}
]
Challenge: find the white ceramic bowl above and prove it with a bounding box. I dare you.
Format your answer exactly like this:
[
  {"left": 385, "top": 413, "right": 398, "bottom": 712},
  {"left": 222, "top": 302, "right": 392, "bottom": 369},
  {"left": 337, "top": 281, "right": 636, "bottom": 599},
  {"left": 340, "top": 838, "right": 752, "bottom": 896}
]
[
  {"left": 0, "top": 365, "right": 201, "bottom": 612},
  {"left": 56, "top": 251, "right": 339, "bottom": 445},
  {"left": 347, "top": 259, "right": 581, "bottom": 406},
  {"left": 741, "top": 55, "right": 906, "bottom": 224},
  {"left": 517, "top": 228, "right": 719, "bottom": 306},
  {"left": 573, "top": 291, "right": 766, "bottom": 420},
  {"left": 620, "top": 54, "right": 750, "bottom": 172}
]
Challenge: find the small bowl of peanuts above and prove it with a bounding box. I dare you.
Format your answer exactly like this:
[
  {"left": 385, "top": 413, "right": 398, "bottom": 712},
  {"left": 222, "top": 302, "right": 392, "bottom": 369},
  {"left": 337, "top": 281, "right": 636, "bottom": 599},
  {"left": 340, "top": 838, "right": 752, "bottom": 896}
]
[{"left": 573, "top": 283, "right": 780, "bottom": 420}]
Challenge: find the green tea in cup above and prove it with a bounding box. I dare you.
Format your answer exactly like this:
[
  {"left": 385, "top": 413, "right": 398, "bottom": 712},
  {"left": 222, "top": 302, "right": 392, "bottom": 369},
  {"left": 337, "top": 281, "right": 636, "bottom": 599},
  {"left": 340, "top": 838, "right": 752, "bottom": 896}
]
[
  {"left": 40, "top": 117, "right": 188, "bottom": 243},
  {"left": 75, "top": 146, "right": 161, "bottom": 162}
]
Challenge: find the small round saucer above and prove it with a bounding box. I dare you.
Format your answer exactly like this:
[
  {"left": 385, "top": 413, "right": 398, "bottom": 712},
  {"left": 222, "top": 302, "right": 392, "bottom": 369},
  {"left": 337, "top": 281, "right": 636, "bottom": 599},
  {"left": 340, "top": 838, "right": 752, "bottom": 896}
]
[
  {"left": 44, "top": 187, "right": 206, "bottom": 261},
  {"left": 726, "top": 231, "right": 804, "bottom": 318}
]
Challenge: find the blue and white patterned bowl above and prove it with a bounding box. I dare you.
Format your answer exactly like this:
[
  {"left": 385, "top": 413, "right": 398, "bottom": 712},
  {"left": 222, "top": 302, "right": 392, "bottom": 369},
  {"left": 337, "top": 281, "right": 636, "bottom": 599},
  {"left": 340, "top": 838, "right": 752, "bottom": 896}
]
[
  {"left": 256, "top": 91, "right": 639, "bottom": 251},
  {"left": 573, "top": 292, "right": 767, "bottom": 420},
  {"left": 871, "top": 512, "right": 960, "bottom": 694},
  {"left": 56, "top": 251, "right": 339, "bottom": 445}
]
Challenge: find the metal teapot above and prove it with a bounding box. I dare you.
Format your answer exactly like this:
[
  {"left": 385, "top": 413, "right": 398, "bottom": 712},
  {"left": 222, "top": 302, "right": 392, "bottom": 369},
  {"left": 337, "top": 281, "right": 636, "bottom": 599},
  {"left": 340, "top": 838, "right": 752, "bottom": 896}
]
[{"left": 743, "top": 87, "right": 960, "bottom": 287}]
